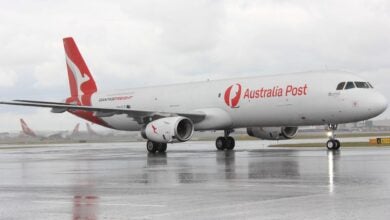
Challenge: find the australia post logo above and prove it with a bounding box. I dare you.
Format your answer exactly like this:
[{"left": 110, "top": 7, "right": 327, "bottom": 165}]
[
  {"left": 224, "top": 83, "right": 309, "bottom": 108},
  {"left": 224, "top": 83, "right": 242, "bottom": 108}
]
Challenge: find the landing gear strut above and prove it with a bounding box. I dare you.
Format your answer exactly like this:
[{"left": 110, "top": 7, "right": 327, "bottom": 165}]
[
  {"left": 146, "top": 140, "right": 167, "bottom": 153},
  {"left": 326, "top": 124, "right": 340, "bottom": 150},
  {"left": 215, "top": 130, "right": 235, "bottom": 151}
]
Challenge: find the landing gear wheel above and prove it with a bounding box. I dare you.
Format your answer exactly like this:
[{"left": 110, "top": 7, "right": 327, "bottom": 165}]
[
  {"left": 157, "top": 143, "right": 167, "bottom": 153},
  {"left": 326, "top": 140, "right": 335, "bottom": 150},
  {"left": 216, "top": 137, "right": 226, "bottom": 151},
  {"left": 225, "top": 137, "right": 235, "bottom": 150},
  {"left": 334, "top": 139, "right": 341, "bottom": 150},
  {"left": 215, "top": 136, "right": 236, "bottom": 150},
  {"left": 146, "top": 141, "right": 157, "bottom": 153},
  {"left": 326, "top": 140, "right": 340, "bottom": 150}
]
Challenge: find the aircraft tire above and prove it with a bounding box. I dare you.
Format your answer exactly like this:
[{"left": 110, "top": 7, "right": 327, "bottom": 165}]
[
  {"left": 216, "top": 137, "right": 226, "bottom": 151},
  {"left": 157, "top": 143, "right": 167, "bottom": 153},
  {"left": 326, "top": 140, "right": 334, "bottom": 150},
  {"left": 334, "top": 139, "right": 341, "bottom": 150},
  {"left": 326, "top": 140, "right": 340, "bottom": 150},
  {"left": 147, "top": 140, "right": 158, "bottom": 153},
  {"left": 225, "top": 137, "right": 235, "bottom": 150}
]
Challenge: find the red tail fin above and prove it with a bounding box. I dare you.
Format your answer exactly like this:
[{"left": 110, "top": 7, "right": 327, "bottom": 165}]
[
  {"left": 20, "top": 119, "right": 36, "bottom": 137},
  {"left": 63, "top": 37, "right": 97, "bottom": 106},
  {"left": 63, "top": 38, "right": 111, "bottom": 128}
]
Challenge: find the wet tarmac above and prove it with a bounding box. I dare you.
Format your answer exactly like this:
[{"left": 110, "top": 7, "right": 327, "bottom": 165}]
[{"left": 1, "top": 141, "right": 390, "bottom": 219}]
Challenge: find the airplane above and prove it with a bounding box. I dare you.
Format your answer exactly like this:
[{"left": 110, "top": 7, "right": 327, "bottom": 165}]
[
  {"left": 20, "top": 118, "right": 80, "bottom": 139},
  {"left": 1, "top": 37, "right": 387, "bottom": 152}
]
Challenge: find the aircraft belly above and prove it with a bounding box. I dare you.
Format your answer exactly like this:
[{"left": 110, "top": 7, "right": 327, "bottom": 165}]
[{"left": 100, "top": 115, "right": 141, "bottom": 131}]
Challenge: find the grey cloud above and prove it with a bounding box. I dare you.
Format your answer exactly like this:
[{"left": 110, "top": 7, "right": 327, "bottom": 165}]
[{"left": 0, "top": 0, "right": 389, "bottom": 131}]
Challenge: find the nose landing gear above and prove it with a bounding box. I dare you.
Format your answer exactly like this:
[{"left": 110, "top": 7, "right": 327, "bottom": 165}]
[
  {"left": 326, "top": 124, "right": 341, "bottom": 150},
  {"left": 215, "top": 130, "right": 235, "bottom": 151},
  {"left": 326, "top": 139, "right": 341, "bottom": 150}
]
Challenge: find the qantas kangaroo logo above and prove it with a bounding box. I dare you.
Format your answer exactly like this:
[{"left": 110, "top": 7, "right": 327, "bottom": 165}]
[
  {"left": 151, "top": 125, "right": 158, "bottom": 134},
  {"left": 224, "top": 83, "right": 242, "bottom": 108},
  {"left": 66, "top": 55, "right": 93, "bottom": 105}
]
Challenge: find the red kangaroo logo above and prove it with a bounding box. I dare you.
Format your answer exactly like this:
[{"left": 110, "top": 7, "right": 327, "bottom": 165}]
[{"left": 224, "top": 83, "right": 242, "bottom": 108}]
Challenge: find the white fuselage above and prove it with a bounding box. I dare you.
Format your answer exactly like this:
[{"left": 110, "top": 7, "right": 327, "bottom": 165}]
[{"left": 88, "top": 71, "right": 388, "bottom": 131}]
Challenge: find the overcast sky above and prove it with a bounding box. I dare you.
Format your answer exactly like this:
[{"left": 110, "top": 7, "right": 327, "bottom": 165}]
[{"left": 0, "top": 0, "right": 389, "bottom": 132}]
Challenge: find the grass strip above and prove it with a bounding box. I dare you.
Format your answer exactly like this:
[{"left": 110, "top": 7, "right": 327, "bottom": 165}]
[{"left": 269, "top": 142, "right": 390, "bottom": 148}]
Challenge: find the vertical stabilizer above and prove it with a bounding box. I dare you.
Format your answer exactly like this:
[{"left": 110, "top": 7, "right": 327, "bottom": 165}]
[
  {"left": 62, "top": 37, "right": 111, "bottom": 128},
  {"left": 63, "top": 37, "right": 97, "bottom": 106},
  {"left": 71, "top": 123, "right": 80, "bottom": 136},
  {"left": 20, "top": 119, "right": 37, "bottom": 137},
  {"left": 86, "top": 123, "right": 99, "bottom": 136}
]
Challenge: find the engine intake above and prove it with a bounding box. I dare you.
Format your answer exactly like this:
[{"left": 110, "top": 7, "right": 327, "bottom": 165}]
[
  {"left": 247, "top": 126, "right": 299, "bottom": 140},
  {"left": 141, "top": 116, "right": 194, "bottom": 143}
]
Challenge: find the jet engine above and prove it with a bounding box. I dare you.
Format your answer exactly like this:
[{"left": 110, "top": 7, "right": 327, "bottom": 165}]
[
  {"left": 141, "top": 116, "right": 194, "bottom": 143},
  {"left": 247, "top": 126, "right": 299, "bottom": 140}
]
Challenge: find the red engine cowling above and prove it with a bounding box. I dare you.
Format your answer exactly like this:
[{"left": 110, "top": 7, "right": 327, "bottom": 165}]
[
  {"left": 247, "top": 126, "right": 299, "bottom": 140},
  {"left": 141, "top": 117, "right": 194, "bottom": 143}
]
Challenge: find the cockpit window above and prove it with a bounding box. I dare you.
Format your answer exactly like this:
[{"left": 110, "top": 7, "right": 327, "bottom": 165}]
[
  {"left": 337, "top": 81, "right": 373, "bottom": 90},
  {"left": 336, "top": 82, "right": 345, "bottom": 90},
  {"left": 345, "top": 81, "right": 355, "bottom": 90},
  {"left": 355, "top": 81, "right": 370, "bottom": 89}
]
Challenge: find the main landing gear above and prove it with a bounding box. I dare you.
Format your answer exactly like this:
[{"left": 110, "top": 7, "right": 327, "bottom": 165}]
[
  {"left": 146, "top": 140, "right": 167, "bottom": 153},
  {"left": 215, "top": 130, "right": 235, "bottom": 151},
  {"left": 326, "top": 124, "right": 341, "bottom": 150}
]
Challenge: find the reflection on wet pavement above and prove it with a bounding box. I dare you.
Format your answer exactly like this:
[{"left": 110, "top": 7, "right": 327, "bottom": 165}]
[{"left": 0, "top": 141, "right": 390, "bottom": 219}]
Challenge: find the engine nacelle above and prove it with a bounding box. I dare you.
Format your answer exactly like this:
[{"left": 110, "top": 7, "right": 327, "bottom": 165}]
[
  {"left": 247, "top": 126, "right": 299, "bottom": 140},
  {"left": 141, "top": 117, "right": 194, "bottom": 143}
]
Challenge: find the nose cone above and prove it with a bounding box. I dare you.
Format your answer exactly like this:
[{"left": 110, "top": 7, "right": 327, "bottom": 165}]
[{"left": 371, "top": 92, "right": 388, "bottom": 116}]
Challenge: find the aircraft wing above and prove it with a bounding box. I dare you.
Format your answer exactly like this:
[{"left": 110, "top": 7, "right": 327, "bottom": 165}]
[{"left": 0, "top": 100, "right": 206, "bottom": 124}]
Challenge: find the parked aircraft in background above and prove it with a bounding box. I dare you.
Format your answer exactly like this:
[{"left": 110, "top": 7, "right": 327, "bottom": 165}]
[
  {"left": 70, "top": 123, "right": 80, "bottom": 138},
  {"left": 20, "top": 119, "right": 37, "bottom": 137},
  {"left": 86, "top": 123, "right": 100, "bottom": 137},
  {"left": 1, "top": 37, "right": 387, "bottom": 152},
  {"left": 20, "top": 118, "right": 80, "bottom": 139}
]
